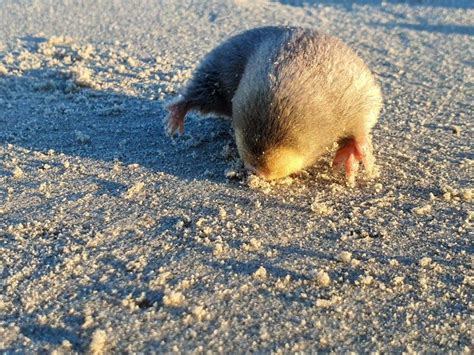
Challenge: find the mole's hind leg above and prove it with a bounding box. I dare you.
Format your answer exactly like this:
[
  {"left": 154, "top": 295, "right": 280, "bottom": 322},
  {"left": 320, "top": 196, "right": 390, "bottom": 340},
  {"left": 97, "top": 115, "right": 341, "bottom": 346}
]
[
  {"left": 164, "top": 99, "right": 190, "bottom": 136},
  {"left": 164, "top": 72, "right": 230, "bottom": 136},
  {"left": 332, "top": 135, "right": 375, "bottom": 183}
]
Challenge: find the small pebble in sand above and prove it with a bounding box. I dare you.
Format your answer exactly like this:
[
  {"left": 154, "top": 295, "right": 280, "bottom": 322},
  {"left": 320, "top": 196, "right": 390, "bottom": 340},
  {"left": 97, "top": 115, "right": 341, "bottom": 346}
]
[
  {"left": 440, "top": 185, "right": 472, "bottom": 202},
  {"left": 275, "top": 275, "right": 291, "bottom": 290},
  {"left": 243, "top": 238, "right": 262, "bottom": 252},
  {"left": 350, "top": 259, "right": 361, "bottom": 267},
  {"left": 463, "top": 275, "right": 474, "bottom": 287},
  {"left": 218, "top": 207, "right": 227, "bottom": 220},
  {"left": 259, "top": 327, "right": 270, "bottom": 341},
  {"left": 315, "top": 298, "right": 333, "bottom": 308},
  {"left": 462, "top": 188, "right": 472, "bottom": 201},
  {"left": 71, "top": 65, "right": 96, "bottom": 88},
  {"left": 389, "top": 259, "right": 399, "bottom": 267},
  {"left": 213, "top": 243, "right": 225, "bottom": 256},
  {"left": 392, "top": 276, "right": 405, "bottom": 286},
  {"left": 247, "top": 174, "right": 272, "bottom": 193},
  {"left": 419, "top": 257, "right": 432, "bottom": 267},
  {"left": 192, "top": 305, "right": 208, "bottom": 321},
  {"left": 163, "top": 291, "right": 185, "bottom": 306},
  {"left": 175, "top": 220, "right": 185, "bottom": 230},
  {"left": 89, "top": 329, "right": 108, "bottom": 355},
  {"left": 12, "top": 166, "right": 24, "bottom": 179},
  {"left": 128, "top": 163, "right": 140, "bottom": 170},
  {"left": 338, "top": 251, "right": 352, "bottom": 263},
  {"left": 153, "top": 271, "right": 172, "bottom": 287},
  {"left": 81, "top": 313, "right": 95, "bottom": 329},
  {"left": 315, "top": 295, "right": 340, "bottom": 308},
  {"left": 0, "top": 63, "right": 8, "bottom": 75},
  {"left": 315, "top": 270, "right": 331, "bottom": 287},
  {"left": 127, "top": 57, "right": 138, "bottom": 67},
  {"left": 196, "top": 218, "right": 206, "bottom": 228},
  {"left": 359, "top": 275, "right": 374, "bottom": 286},
  {"left": 413, "top": 204, "right": 432, "bottom": 216},
  {"left": 253, "top": 266, "right": 268, "bottom": 280},
  {"left": 419, "top": 276, "right": 429, "bottom": 289},
  {"left": 201, "top": 226, "right": 213, "bottom": 236},
  {"left": 373, "top": 182, "right": 383, "bottom": 192}
]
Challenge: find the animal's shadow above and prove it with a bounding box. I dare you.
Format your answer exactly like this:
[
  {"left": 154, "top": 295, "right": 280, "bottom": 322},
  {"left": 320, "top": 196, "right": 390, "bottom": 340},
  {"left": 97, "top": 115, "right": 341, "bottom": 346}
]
[{"left": 0, "top": 63, "right": 236, "bottom": 184}]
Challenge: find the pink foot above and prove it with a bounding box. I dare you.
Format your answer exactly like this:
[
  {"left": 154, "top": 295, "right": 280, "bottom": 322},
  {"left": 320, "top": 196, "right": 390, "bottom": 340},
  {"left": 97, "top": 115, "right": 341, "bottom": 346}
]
[
  {"left": 333, "top": 137, "right": 375, "bottom": 181},
  {"left": 164, "top": 101, "right": 188, "bottom": 136}
]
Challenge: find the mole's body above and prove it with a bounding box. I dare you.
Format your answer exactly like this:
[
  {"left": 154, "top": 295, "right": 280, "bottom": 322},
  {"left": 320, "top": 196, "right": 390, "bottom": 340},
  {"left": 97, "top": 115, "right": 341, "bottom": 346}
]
[{"left": 166, "top": 26, "right": 383, "bottom": 181}]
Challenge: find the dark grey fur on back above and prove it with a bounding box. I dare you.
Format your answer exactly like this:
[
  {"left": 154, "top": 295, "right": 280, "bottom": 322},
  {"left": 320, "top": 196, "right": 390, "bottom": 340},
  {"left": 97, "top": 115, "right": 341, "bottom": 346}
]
[{"left": 181, "top": 26, "right": 291, "bottom": 116}]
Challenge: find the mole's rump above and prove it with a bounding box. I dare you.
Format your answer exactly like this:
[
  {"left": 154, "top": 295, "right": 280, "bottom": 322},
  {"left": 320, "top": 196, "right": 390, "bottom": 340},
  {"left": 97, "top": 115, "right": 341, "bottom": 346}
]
[{"left": 165, "top": 26, "right": 383, "bottom": 181}]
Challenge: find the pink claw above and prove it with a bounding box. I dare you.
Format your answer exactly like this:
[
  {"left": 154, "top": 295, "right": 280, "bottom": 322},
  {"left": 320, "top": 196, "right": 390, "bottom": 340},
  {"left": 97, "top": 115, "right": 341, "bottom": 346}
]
[
  {"left": 165, "top": 102, "right": 188, "bottom": 136},
  {"left": 333, "top": 137, "right": 375, "bottom": 180}
]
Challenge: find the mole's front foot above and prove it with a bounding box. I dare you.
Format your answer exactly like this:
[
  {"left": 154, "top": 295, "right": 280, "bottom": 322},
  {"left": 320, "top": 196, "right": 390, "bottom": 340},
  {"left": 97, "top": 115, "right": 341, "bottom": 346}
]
[
  {"left": 332, "top": 137, "right": 375, "bottom": 183},
  {"left": 164, "top": 101, "right": 188, "bottom": 136}
]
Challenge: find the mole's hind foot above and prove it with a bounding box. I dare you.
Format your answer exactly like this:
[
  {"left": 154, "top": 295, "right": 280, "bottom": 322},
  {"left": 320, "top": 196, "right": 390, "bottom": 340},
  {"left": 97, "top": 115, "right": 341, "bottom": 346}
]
[
  {"left": 332, "top": 137, "right": 375, "bottom": 183},
  {"left": 164, "top": 101, "right": 188, "bottom": 136}
]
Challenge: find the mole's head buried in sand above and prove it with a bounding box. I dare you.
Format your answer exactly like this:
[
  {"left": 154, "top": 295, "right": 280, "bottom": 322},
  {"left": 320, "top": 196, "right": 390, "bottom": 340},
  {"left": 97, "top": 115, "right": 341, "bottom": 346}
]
[
  {"left": 231, "top": 74, "right": 314, "bottom": 180},
  {"left": 165, "top": 26, "right": 383, "bottom": 182},
  {"left": 234, "top": 127, "right": 307, "bottom": 180}
]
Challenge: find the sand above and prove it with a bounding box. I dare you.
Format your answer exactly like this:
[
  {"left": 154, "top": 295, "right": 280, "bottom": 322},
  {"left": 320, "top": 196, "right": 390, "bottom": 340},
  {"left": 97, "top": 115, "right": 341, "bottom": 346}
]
[{"left": 1, "top": 0, "right": 473, "bottom": 352}]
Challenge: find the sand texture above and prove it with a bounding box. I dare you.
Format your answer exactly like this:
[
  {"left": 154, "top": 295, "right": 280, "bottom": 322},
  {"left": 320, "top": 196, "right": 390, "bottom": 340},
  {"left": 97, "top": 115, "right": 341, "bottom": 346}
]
[{"left": 1, "top": 0, "right": 473, "bottom": 352}]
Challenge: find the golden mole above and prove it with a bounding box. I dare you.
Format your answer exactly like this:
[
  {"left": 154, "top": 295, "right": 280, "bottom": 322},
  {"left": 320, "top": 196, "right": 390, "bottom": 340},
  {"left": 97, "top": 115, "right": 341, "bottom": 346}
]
[{"left": 165, "top": 26, "right": 383, "bottom": 181}]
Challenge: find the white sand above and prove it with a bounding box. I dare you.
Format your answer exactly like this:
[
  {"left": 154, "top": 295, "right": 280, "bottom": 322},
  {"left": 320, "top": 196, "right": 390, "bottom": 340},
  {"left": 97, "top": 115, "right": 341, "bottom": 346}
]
[{"left": 0, "top": 0, "right": 473, "bottom": 352}]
